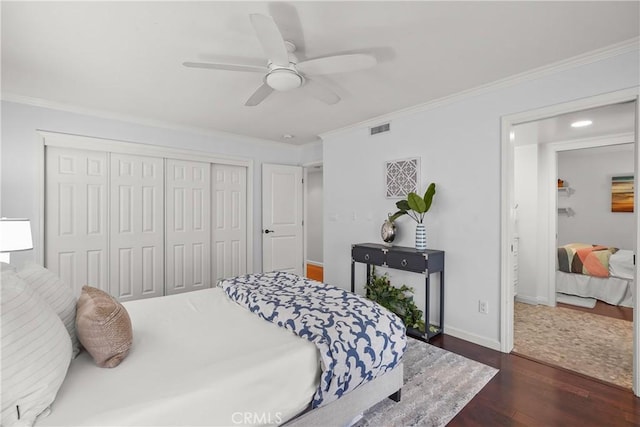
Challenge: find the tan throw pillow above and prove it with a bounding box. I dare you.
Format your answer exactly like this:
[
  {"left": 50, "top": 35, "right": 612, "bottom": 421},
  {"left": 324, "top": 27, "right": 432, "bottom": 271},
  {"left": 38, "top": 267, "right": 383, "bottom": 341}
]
[{"left": 76, "top": 286, "right": 132, "bottom": 368}]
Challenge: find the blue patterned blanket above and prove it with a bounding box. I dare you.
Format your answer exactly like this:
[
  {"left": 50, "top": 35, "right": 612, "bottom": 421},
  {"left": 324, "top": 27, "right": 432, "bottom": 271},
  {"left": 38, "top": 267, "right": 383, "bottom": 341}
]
[{"left": 219, "top": 271, "right": 407, "bottom": 408}]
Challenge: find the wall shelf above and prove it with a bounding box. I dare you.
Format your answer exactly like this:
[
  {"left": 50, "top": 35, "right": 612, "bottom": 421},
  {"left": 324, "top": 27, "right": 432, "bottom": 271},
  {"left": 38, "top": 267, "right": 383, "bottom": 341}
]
[
  {"left": 558, "top": 207, "right": 575, "bottom": 216},
  {"left": 558, "top": 186, "right": 573, "bottom": 196}
]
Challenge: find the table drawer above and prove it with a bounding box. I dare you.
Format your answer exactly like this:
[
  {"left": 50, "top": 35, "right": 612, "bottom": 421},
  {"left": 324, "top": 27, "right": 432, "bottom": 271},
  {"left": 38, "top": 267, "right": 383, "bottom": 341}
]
[
  {"left": 352, "top": 246, "right": 384, "bottom": 266},
  {"left": 386, "top": 251, "right": 428, "bottom": 273}
]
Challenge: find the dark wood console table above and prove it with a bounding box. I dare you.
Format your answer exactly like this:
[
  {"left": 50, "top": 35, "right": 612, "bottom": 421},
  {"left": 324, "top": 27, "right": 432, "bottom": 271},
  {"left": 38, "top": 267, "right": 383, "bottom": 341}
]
[{"left": 350, "top": 243, "right": 445, "bottom": 342}]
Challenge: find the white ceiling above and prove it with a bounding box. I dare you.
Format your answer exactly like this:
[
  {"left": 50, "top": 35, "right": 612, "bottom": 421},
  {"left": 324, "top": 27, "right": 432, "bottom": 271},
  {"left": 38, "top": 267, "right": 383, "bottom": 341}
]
[
  {"left": 2, "top": 1, "right": 639, "bottom": 145},
  {"left": 535, "top": 101, "right": 636, "bottom": 144}
]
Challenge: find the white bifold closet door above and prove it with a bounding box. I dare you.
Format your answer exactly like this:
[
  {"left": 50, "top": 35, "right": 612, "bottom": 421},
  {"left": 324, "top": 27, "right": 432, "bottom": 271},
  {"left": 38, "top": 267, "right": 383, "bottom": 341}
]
[
  {"left": 165, "top": 159, "right": 211, "bottom": 295},
  {"left": 110, "top": 154, "right": 164, "bottom": 301},
  {"left": 45, "top": 142, "right": 248, "bottom": 301},
  {"left": 46, "top": 147, "right": 109, "bottom": 296},
  {"left": 212, "top": 164, "right": 247, "bottom": 282}
]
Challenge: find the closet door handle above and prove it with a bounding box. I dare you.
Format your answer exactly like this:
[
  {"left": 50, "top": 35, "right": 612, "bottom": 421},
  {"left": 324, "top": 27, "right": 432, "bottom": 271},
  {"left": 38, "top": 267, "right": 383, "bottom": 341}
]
[{"left": 264, "top": 229, "right": 274, "bottom": 234}]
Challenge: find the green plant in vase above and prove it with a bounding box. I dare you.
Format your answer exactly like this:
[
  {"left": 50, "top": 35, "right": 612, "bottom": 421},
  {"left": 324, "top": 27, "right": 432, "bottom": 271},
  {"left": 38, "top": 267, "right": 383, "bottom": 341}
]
[
  {"left": 366, "top": 267, "right": 425, "bottom": 332},
  {"left": 390, "top": 182, "right": 436, "bottom": 251},
  {"left": 390, "top": 182, "right": 437, "bottom": 223}
]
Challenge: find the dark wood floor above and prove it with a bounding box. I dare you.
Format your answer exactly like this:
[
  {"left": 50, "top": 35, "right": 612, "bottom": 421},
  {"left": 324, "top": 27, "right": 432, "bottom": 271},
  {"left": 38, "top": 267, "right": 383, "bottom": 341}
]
[
  {"left": 428, "top": 334, "right": 640, "bottom": 426},
  {"left": 559, "top": 300, "right": 633, "bottom": 322}
]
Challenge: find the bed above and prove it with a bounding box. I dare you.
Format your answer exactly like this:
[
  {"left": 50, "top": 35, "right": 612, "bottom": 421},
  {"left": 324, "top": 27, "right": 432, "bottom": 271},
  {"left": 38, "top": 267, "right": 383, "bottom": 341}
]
[
  {"left": 556, "top": 243, "right": 634, "bottom": 307},
  {"left": 2, "top": 267, "right": 405, "bottom": 427}
]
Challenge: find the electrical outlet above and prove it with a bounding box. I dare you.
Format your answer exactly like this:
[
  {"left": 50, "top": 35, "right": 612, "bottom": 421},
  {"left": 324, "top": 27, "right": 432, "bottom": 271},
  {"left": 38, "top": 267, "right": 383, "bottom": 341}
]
[{"left": 478, "top": 300, "right": 489, "bottom": 314}]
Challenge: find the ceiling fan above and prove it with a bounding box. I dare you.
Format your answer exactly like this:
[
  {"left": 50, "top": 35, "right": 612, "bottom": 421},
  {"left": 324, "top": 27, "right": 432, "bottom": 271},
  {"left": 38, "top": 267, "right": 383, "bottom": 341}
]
[{"left": 183, "top": 13, "right": 377, "bottom": 106}]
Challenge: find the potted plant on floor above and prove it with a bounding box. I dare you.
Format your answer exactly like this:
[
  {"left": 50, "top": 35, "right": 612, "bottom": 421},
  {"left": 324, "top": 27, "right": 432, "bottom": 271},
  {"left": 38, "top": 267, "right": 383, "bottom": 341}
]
[{"left": 367, "top": 267, "right": 425, "bottom": 332}]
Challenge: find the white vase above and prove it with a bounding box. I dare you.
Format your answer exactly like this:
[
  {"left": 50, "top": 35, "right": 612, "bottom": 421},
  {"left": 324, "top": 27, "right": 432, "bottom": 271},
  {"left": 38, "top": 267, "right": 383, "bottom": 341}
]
[{"left": 415, "top": 223, "right": 426, "bottom": 250}]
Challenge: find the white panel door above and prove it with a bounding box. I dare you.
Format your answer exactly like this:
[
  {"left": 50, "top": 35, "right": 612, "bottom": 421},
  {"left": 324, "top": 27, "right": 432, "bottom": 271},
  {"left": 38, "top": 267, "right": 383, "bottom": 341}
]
[
  {"left": 262, "top": 164, "right": 303, "bottom": 275},
  {"left": 165, "top": 159, "right": 211, "bottom": 294},
  {"left": 110, "top": 153, "right": 164, "bottom": 301},
  {"left": 45, "top": 147, "right": 108, "bottom": 296},
  {"left": 212, "top": 164, "right": 247, "bottom": 282}
]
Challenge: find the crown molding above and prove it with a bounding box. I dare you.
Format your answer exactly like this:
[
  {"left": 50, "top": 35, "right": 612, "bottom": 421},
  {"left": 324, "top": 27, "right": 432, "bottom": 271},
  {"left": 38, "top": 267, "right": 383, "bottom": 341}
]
[
  {"left": 547, "top": 131, "right": 634, "bottom": 151},
  {"left": 1, "top": 93, "right": 302, "bottom": 150},
  {"left": 320, "top": 37, "right": 640, "bottom": 140}
]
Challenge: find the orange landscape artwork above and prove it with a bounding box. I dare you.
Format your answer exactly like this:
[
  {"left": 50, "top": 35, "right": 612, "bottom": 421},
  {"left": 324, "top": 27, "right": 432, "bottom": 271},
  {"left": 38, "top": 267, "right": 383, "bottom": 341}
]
[{"left": 611, "top": 175, "right": 634, "bottom": 212}]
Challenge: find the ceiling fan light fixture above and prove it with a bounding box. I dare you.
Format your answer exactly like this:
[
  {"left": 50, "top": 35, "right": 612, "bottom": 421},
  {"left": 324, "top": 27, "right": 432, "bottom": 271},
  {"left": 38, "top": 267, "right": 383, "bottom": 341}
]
[
  {"left": 571, "top": 119, "right": 593, "bottom": 128},
  {"left": 266, "top": 69, "right": 303, "bottom": 91}
]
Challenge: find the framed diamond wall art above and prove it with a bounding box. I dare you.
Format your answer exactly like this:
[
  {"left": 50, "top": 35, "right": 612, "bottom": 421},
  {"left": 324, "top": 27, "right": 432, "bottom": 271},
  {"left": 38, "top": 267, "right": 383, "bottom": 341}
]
[{"left": 385, "top": 157, "right": 420, "bottom": 198}]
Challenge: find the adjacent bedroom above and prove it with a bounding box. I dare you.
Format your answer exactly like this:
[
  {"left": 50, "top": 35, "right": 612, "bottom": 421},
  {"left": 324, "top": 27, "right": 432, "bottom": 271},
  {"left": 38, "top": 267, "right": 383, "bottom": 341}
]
[
  {"left": 1, "top": 2, "right": 639, "bottom": 427},
  {"left": 512, "top": 101, "right": 636, "bottom": 390}
]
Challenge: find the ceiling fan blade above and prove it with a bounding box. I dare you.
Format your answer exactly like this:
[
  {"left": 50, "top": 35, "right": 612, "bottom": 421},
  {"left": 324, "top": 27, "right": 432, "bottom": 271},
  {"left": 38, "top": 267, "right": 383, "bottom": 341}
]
[
  {"left": 250, "top": 14, "right": 290, "bottom": 66},
  {"left": 183, "top": 62, "right": 266, "bottom": 73},
  {"left": 296, "top": 54, "right": 377, "bottom": 76},
  {"left": 301, "top": 78, "right": 340, "bottom": 105},
  {"left": 245, "top": 83, "right": 274, "bottom": 107},
  {"left": 268, "top": 2, "right": 306, "bottom": 56}
]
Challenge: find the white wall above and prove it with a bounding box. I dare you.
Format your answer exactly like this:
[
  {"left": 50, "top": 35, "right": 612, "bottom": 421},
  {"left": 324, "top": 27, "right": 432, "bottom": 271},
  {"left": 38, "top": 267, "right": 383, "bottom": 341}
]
[
  {"left": 558, "top": 144, "right": 635, "bottom": 249},
  {"left": 0, "top": 101, "right": 321, "bottom": 271},
  {"left": 514, "top": 142, "right": 540, "bottom": 303},
  {"left": 306, "top": 169, "right": 323, "bottom": 263},
  {"left": 301, "top": 141, "right": 323, "bottom": 166},
  {"left": 322, "top": 49, "right": 639, "bottom": 349}
]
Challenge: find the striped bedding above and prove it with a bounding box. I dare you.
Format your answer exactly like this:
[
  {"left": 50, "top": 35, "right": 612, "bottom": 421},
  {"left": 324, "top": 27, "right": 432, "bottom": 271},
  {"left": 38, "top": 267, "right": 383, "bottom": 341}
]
[{"left": 557, "top": 243, "right": 619, "bottom": 278}]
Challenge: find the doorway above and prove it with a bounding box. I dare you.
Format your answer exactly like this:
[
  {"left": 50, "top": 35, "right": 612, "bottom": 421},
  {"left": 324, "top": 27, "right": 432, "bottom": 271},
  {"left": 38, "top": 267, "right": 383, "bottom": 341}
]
[
  {"left": 500, "top": 88, "right": 640, "bottom": 395},
  {"left": 511, "top": 106, "right": 635, "bottom": 388},
  {"left": 304, "top": 163, "right": 323, "bottom": 282}
]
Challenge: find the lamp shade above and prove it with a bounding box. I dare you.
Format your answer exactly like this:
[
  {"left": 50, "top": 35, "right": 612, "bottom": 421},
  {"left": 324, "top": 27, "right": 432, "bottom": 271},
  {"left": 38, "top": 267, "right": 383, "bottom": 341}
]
[{"left": 0, "top": 218, "right": 33, "bottom": 252}]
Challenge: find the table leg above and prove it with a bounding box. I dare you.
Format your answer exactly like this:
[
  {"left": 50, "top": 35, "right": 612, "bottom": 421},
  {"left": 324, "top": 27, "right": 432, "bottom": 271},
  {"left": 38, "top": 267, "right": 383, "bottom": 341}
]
[
  {"left": 351, "top": 260, "right": 355, "bottom": 293},
  {"left": 439, "top": 270, "right": 445, "bottom": 333},
  {"left": 424, "top": 273, "right": 430, "bottom": 339}
]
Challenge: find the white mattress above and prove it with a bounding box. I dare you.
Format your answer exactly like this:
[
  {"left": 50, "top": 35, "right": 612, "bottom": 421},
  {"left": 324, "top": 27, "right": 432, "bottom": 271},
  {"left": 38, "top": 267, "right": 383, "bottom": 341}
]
[{"left": 36, "top": 288, "right": 320, "bottom": 426}]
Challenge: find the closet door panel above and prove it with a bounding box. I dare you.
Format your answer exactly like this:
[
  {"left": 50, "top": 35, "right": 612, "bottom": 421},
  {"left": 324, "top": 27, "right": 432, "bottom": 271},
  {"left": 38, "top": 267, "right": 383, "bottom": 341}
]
[
  {"left": 165, "top": 159, "right": 211, "bottom": 294},
  {"left": 212, "top": 164, "right": 247, "bottom": 281},
  {"left": 46, "top": 147, "right": 108, "bottom": 296},
  {"left": 110, "top": 153, "right": 164, "bottom": 301}
]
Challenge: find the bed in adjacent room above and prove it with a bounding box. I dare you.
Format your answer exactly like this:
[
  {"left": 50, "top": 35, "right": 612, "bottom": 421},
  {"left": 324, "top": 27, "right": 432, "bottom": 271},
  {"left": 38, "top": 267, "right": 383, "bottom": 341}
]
[
  {"left": 2, "top": 267, "right": 405, "bottom": 427},
  {"left": 556, "top": 243, "right": 634, "bottom": 307}
]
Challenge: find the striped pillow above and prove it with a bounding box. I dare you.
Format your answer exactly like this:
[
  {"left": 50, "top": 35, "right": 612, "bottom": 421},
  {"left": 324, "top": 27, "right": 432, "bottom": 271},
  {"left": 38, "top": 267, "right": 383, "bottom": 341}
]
[
  {"left": 1, "top": 270, "right": 72, "bottom": 426},
  {"left": 17, "top": 263, "right": 80, "bottom": 358}
]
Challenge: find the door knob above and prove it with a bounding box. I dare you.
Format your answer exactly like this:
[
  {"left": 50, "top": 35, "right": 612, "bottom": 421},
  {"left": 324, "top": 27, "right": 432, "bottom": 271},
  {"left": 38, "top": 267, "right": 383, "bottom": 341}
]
[{"left": 264, "top": 229, "right": 274, "bottom": 234}]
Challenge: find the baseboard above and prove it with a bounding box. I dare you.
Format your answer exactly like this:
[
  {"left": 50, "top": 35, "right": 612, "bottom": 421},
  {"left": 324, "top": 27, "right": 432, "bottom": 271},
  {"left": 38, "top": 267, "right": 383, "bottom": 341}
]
[
  {"left": 515, "top": 295, "right": 549, "bottom": 305},
  {"left": 444, "top": 326, "right": 502, "bottom": 352},
  {"left": 515, "top": 295, "right": 539, "bottom": 305}
]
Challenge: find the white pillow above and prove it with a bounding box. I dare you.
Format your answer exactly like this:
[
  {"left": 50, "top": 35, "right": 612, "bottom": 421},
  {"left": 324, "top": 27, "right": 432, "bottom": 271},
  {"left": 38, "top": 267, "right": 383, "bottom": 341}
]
[
  {"left": 17, "top": 263, "right": 80, "bottom": 358},
  {"left": 1, "top": 270, "right": 72, "bottom": 426},
  {"left": 1, "top": 261, "right": 16, "bottom": 272}
]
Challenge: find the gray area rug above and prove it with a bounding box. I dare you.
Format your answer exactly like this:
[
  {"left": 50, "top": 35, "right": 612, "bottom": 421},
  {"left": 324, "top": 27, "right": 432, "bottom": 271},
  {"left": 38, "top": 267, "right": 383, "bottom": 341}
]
[{"left": 355, "top": 338, "right": 498, "bottom": 427}]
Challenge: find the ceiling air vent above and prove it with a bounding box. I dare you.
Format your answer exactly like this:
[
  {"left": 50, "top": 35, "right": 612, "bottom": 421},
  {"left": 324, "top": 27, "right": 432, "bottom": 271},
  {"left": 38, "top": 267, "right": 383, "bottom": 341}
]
[{"left": 370, "top": 123, "right": 390, "bottom": 135}]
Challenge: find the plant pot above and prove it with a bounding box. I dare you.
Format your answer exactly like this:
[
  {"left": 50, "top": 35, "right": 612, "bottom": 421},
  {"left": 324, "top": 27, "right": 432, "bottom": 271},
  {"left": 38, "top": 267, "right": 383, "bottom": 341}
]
[{"left": 415, "top": 223, "right": 426, "bottom": 251}]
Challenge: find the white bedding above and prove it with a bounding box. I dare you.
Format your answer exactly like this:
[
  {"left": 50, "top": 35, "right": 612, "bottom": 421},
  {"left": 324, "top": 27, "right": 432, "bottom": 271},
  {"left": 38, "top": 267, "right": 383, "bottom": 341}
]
[
  {"left": 556, "top": 270, "right": 633, "bottom": 307},
  {"left": 36, "top": 287, "right": 320, "bottom": 427},
  {"left": 610, "top": 249, "right": 635, "bottom": 280}
]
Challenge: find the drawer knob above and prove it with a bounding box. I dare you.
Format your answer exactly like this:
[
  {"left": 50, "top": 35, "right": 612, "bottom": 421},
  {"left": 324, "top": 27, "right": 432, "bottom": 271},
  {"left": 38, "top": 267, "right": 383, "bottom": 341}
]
[
  {"left": 401, "top": 259, "right": 408, "bottom": 267},
  {"left": 364, "top": 254, "right": 370, "bottom": 261}
]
